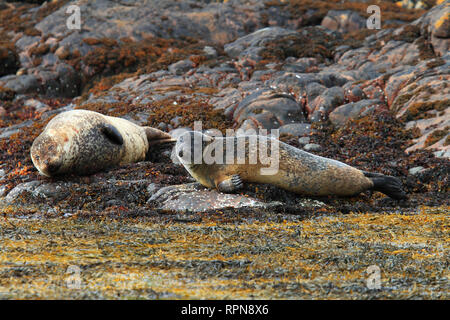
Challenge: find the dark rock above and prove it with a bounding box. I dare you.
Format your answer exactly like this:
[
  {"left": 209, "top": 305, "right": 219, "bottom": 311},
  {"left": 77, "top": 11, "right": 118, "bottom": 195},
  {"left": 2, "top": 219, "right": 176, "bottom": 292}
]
[{"left": 224, "top": 27, "right": 298, "bottom": 60}]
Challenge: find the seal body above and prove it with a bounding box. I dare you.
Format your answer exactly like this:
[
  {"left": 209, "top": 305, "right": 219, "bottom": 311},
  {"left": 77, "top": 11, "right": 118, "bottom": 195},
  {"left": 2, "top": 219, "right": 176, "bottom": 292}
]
[
  {"left": 175, "top": 131, "right": 406, "bottom": 199},
  {"left": 31, "top": 109, "right": 173, "bottom": 176}
]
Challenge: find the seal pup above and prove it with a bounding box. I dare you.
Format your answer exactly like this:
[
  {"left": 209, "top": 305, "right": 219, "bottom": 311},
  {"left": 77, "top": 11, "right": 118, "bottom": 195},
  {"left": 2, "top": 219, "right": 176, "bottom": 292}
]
[
  {"left": 31, "top": 109, "right": 175, "bottom": 177},
  {"left": 175, "top": 131, "right": 407, "bottom": 199}
]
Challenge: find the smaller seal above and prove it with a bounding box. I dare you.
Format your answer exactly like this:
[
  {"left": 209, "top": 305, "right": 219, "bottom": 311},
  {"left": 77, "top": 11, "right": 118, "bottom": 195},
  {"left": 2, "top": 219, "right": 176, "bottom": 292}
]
[
  {"left": 31, "top": 109, "right": 175, "bottom": 176},
  {"left": 175, "top": 131, "right": 407, "bottom": 199}
]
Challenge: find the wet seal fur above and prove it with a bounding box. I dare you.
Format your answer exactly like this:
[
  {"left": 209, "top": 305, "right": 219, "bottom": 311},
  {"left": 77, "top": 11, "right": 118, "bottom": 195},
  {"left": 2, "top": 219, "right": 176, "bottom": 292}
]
[
  {"left": 31, "top": 109, "right": 174, "bottom": 177},
  {"left": 175, "top": 131, "right": 407, "bottom": 199}
]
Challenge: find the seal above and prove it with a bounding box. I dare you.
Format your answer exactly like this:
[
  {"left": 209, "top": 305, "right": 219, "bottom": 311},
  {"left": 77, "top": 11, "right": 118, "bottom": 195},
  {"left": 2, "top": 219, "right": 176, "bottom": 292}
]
[
  {"left": 175, "top": 131, "right": 407, "bottom": 199},
  {"left": 31, "top": 109, "right": 175, "bottom": 177}
]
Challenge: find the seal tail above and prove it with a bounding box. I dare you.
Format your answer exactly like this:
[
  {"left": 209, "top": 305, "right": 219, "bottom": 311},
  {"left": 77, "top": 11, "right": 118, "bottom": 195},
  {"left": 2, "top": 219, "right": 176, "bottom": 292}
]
[{"left": 363, "top": 171, "right": 408, "bottom": 200}]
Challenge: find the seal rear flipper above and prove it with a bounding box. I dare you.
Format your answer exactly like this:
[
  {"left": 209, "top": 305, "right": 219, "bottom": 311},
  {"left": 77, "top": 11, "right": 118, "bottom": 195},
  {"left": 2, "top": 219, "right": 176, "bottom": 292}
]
[
  {"left": 217, "top": 174, "right": 243, "bottom": 193},
  {"left": 144, "top": 127, "right": 176, "bottom": 146},
  {"left": 101, "top": 124, "right": 124, "bottom": 145},
  {"left": 363, "top": 171, "right": 408, "bottom": 200}
]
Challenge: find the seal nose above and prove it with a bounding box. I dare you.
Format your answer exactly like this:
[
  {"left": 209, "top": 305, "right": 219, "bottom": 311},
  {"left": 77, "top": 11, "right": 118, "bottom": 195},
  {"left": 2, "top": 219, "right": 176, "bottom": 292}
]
[{"left": 44, "top": 160, "right": 61, "bottom": 174}]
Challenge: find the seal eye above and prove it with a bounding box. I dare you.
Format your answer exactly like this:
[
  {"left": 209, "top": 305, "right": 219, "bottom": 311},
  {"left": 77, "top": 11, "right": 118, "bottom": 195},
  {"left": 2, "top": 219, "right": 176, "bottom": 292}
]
[{"left": 178, "top": 150, "right": 183, "bottom": 158}]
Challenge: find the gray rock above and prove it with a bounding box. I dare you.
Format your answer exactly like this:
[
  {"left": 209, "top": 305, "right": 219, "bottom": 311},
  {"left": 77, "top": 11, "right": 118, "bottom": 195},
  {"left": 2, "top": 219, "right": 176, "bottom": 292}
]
[
  {"left": 233, "top": 90, "right": 304, "bottom": 129},
  {"left": 224, "top": 27, "right": 298, "bottom": 60},
  {"left": 1, "top": 74, "right": 39, "bottom": 94},
  {"left": 0, "top": 120, "right": 33, "bottom": 139},
  {"left": 168, "top": 59, "right": 195, "bottom": 75},
  {"left": 309, "top": 86, "right": 345, "bottom": 122},
  {"left": 147, "top": 183, "right": 282, "bottom": 212},
  {"left": 203, "top": 46, "right": 217, "bottom": 58},
  {"left": 279, "top": 123, "right": 312, "bottom": 137},
  {"left": 409, "top": 166, "right": 425, "bottom": 175},
  {"left": 329, "top": 99, "right": 383, "bottom": 127},
  {"left": 433, "top": 150, "right": 450, "bottom": 159},
  {"left": 4, "top": 181, "right": 43, "bottom": 204},
  {"left": 303, "top": 143, "right": 321, "bottom": 152},
  {"left": 298, "top": 137, "right": 311, "bottom": 145},
  {"left": 414, "top": 3, "right": 450, "bottom": 56}
]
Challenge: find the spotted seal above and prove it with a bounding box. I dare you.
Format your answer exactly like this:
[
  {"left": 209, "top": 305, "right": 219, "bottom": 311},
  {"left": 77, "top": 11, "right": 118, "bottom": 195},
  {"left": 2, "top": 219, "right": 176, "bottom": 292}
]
[
  {"left": 31, "top": 109, "right": 174, "bottom": 176},
  {"left": 175, "top": 131, "right": 407, "bottom": 199}
]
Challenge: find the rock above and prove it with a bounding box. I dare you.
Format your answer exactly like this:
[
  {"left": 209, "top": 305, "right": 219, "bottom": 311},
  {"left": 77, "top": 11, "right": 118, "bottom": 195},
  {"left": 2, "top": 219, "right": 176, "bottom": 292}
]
[
  {"left": 3, "top": 181, "right": 43, "bottom": 204},
  {"left": 147, "top": 183, "right": 282, "bottom": 213},
  {"left": 168, "top": 59, "right": 195, "bottom": 75},
  {"left": 321, "top": 10, "right": 366, "bottom": 33},
  {"left": 434, "top": 150, "right": 450, "bottom": 158},
  {"left": 0, "top": 86, "right": 15, "bottom": 100},
  {"left": 24, "top": 99, "right": 49, "bottom": 112},
  {"left": 268, "top": 72, "right": 348, "bottom": 97},
  {"left": 344, "top": 84, "right": 367, "bottom": 103},
  {"left": 305, "top": 82, "right": 326, "bottom": 107},
  {"left": 224, "top": 27, "right": 298, "bottom": 60},
  {"left": 203, "top": 46, "right": 217, "bottom": 58},
  {"left": 298, "top": 137, "right": 311, "bottom": 145},
  {"left": 0, "top": 120, "right": 33, "bottom": 139},
  {"left": 233, "top": 89, "right": 305, "bottom": 129},
  {"left": 399, "top": 0, "right": 434, "bottom": 9},
  {"left": 279, "top": 123, "right": 312, "bottom": 137},
  {"left": 409, "top": 166, "right": 426, "bottom": 175},
  {"left": 282, "top": 57, "right": 318, "bottom": 73},
  {"left": 414, "top": 3, "right": 450, "bottom": 56},
  {"left": 0, "top": 74, "right": 39, "bottom": 94},
  {"left": 308, "top": 86, "right": 345, "bottom": 122},
  {"left": 303, "top": 143, "right": 321, "bottom": 152},
  {"left": 0, "top": 186, "right": 7, "bottom": 198},
  {"left": 146, "top": 183, "right": 161, "bottom": 196},
  {"left": 329, "top": 99, "right": 384, "bottom": 127},
  {"left": 0, "top": 44, "right": 19, "bottom": 76}
]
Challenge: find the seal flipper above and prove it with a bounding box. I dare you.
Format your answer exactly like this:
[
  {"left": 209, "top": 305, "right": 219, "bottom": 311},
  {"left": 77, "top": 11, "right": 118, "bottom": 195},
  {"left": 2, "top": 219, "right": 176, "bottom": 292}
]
[
  {"left": 101, "top": 124, "right": 124, "bottom": 145},
  {"left": 144, "top": 127, "right": 176, "bottom": 146},
  {"left": 217, "top": 174, "right": 243, "bottom": 193},
  {"left": 364, "top": 171, "right": 408, "bottom": 200}
]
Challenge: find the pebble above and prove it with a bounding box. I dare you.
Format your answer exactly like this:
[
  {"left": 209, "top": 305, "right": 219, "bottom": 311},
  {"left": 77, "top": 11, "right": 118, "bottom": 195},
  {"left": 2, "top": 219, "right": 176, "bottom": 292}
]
[{"left": 303, "top": 143, "right": 321, "bottom": 152}]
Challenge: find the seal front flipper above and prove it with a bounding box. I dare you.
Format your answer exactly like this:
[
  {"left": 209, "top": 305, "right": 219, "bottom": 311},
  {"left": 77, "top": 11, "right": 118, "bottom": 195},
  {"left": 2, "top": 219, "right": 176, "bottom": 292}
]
[
  {"left": 144, "top": 127, "right": 176, "bottom": 146},
  {"left": 363, "top": 171, "right": 408, "bottom": 200},
  {"left": 216, "top": 174, "right": 243, "bottom": 193},
  {"left": 101, "top": 124, "right": 124, "bottom": 145}
]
